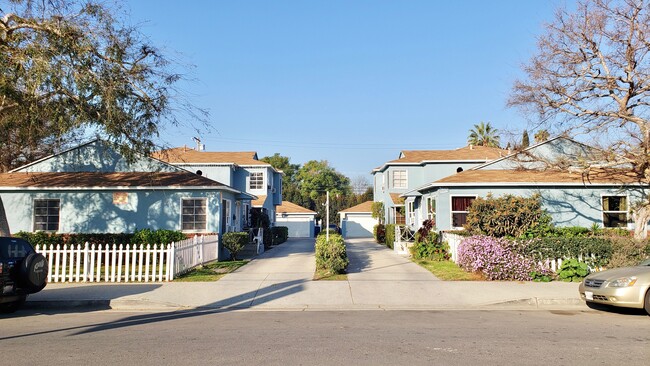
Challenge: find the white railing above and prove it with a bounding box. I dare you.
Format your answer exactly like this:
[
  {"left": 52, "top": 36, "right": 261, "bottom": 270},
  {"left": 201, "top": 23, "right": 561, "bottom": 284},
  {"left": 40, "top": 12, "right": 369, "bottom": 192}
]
[
  {"left": 394, "top": 225, "right": 415, "bottom": 255},
  {"left": 35, "top": 235, "right": 219, "bottom": 283}
]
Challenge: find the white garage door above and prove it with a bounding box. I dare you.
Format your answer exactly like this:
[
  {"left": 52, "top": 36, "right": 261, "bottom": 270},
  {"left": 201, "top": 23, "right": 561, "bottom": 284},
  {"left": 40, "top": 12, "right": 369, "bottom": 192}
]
[
  {"left": 342, "top": 213, "right": 377, "bottom": 238},
  {"left": 276, "top": 217, "right": 314, "bottom": 238}
]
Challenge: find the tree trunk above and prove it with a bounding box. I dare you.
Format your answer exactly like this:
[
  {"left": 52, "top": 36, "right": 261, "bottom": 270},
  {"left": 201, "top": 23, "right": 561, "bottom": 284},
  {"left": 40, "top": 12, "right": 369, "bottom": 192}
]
[
  {"left": 632, "top": 205, "right": 650, "bottom": 240},
  {"left": 0, "top": 196, "right": 10, "bottom": 236}
]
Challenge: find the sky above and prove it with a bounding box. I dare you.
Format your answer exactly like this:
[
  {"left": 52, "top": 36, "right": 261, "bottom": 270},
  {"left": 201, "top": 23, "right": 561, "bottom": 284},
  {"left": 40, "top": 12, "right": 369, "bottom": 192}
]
[{"left": 124, "top": 0, "right": 567, "bottom": 180}]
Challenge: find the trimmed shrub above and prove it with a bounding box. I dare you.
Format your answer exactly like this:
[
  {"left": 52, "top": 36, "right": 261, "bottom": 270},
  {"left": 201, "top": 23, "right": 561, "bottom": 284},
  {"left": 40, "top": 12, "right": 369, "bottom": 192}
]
[
  {"left": 223, "top": 232, "right": 249, "bottom": 260},
  {"left": 465, "top": 194, "right": 552, "bottom": 238},
  {"left": 457, "top": 235, "right": 550, "bottom": 281},
  {"left": 521, "top": 237, "right": 613, "bottom": 268},
  {"left": 14, "top": 230, "right": 186, "bottom": 247},
  {"left": 607, "top": 236, "right": 649, "bottom": 268},
  {"left": 411, "top": 220, "right": 449, "bottom": 261},
  {"left": 385, "top": 224, "right": 396, "bottom": 249},
  {"left": 315, "top": 233, "right": 348, "bottom": 274},
  {"left": 373, "top": 224, "right": 386, "bottom": 244},
  {"left": 271, "top": 226, "right": 289, "bottom": 245}
]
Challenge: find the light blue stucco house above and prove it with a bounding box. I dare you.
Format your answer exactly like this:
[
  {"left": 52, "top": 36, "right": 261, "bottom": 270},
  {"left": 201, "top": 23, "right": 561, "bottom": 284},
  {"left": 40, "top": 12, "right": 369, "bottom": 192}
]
[
  {"left": 402, "top": 137, "right": 649, "bottom": 233},
  {"left": 152, "top": 146, "right": 283, "bottom": 229},
  {"left": 0, "top": 140, "right": 255, "bottom": 235},
  {"left": 372, "top": 145, "right": 506, "bottom": 227}
]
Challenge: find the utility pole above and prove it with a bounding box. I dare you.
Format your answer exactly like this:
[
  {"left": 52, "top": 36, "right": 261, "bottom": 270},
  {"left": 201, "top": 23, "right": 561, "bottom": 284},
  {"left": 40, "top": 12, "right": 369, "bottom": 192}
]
[{"left": 326, "top": 191, "right": 330, "bottom": 242}]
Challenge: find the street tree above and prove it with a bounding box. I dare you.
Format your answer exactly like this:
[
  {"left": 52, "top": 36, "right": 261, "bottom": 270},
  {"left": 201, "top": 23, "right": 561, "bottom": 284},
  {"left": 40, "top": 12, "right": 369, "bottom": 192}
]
[
  {"left": 509, "top": 0, "right": 650, "bottom": 238},
  {"left": 0, "top": 0, "right": 207, "bottom": 169},
  {"left": 467, "top": 122, "right": 500, "bottom": 147},
  {"left": 0, "top": 0, "right": 206, "bottom": 235}
]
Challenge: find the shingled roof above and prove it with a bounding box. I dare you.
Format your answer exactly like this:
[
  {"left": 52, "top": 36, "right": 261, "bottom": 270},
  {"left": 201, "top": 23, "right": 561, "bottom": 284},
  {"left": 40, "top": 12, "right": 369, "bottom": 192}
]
[
  {"left": 339, "top": 200, "right": 374, "bottom": 213},
  {"left": 0, "top": 172, "right": 230, "bottom": 189},
  {"left": 277, "top": 201, "right": 317, "bottom": 214},
  {"left": 373, "top": 145, "right": 507, "bottom": 173},
  {"left": 433, "top": 169, "right": 644, "bottom": 186},
  {"left": 153, "top": 148, "right": 270, "bottom": 166}
]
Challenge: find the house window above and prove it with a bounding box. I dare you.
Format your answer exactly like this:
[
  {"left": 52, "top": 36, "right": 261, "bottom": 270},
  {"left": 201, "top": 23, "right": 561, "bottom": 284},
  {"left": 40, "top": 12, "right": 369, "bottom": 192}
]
[
  {"left": 243, "top": 203, "right": 250, "bottom": 228},
  {"left": 393, "top": 207, "right": 406, "bottom": 225},
  {"left": 451, "top": 196, "right": 476, "bottom": 228},
  {"left": 427, "top": 197, "right": 436, "bottom": 222},
  {"left": 224, "top": 200, "right": 232, "bottom": 227},
  {"left": 407, "top": 201, "right": 415, "bottom": 226},
  {"left": 33, "top": 199, "right": 60, "bottom": 232},
  {"left": 249, "top": 172, "right": 264, "bottom": 190},
  {"left": 182, "top": 198, "right": 207, "bottom": 231},
  {"left": 392, "top": 170, "right": 407, "bottom": 189},
  {"left": 602, "top": 196, "right": 627, "bottom": 228}
]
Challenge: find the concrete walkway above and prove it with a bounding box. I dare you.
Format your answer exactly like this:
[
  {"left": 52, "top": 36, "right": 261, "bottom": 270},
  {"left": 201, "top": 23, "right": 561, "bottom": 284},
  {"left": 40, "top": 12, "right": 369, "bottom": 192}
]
[{"left": 26, "top": 238, "right": 586, "bottom": 312}]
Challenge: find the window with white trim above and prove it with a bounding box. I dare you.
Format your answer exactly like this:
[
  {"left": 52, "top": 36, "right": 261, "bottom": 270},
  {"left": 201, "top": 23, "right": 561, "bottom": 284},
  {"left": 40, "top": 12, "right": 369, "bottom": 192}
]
[
  {"left": 249, "top": 172, "right": 264, "bottom": 190},
  {"left": 407, "top": 201, "right": 415, "bottom": 226},
  {"left": 602, "top": 196, "right": 628, "bottom": 228},
  {"left": 224, "top": 200, "right": 232, "bottom": 227},
  {"left": 33, "top": 199, "right": 60, "bottom": 231},
  {"left": 182, "top": 198, "right": 207, "bottom": 231},
  {"left": 427, "top": 197, "right": 436, "bottom": 222},
  {"left": 392, "top": 170, "right": 407, "bottom": 189},
  {"left": 451, "top": 196, "right": 476, "bottom": 228}
]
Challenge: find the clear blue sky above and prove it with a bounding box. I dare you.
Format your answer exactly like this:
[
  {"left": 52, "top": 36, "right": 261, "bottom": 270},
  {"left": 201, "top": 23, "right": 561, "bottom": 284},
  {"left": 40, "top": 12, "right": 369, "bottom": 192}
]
[{"left": 125, "top": 0, "right": 565, "bottom": 180}]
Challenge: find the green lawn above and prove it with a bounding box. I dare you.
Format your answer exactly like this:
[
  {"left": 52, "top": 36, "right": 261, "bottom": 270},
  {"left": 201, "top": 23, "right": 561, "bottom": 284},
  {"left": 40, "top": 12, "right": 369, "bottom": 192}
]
[
  {"left": 414, "top": 259, "right": 484, "bottom": 281},
  {"left": 313, "top": 269, "right": 348, "bottom": 281},
  {"left": 174, "top": 260, "right": 248, "bottom": 282}
]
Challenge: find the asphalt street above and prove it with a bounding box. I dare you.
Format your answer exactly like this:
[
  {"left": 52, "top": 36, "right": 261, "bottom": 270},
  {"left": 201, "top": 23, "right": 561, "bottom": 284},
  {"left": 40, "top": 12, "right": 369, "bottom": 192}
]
[{"left": 1, "top": 308, "right": 649, "bottom": 365}]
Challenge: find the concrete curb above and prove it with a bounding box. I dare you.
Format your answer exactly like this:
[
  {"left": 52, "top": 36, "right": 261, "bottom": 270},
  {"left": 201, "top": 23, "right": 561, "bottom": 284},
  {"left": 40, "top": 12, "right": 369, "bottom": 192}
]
[{"left": 24, "top": 297, "right": 588, "bottom": 312}]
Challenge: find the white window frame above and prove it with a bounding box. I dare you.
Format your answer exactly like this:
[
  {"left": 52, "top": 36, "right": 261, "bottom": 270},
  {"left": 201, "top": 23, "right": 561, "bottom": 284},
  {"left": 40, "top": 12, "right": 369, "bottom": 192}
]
[
  {"left": 224, "top": 199, "right": 232, "bottom": 227},
  {"left": 33, "top": 198, "right": 60, "bottom": 232},
  {"left": 426, "top": 196, "right": 436, "bottom": 221},
  {"left": 181, "top": 198, "right": 207, "bottom": 232},
  {"left": 249, "top": 171, "right": 264, "bottom": 190},
  {"left": 601, "top": 194, "right": 628, "bottom": 228},
  {"left": 392, "top": 170, "right": 407, "bottom": 189},
  {"left": 407, "top": 200, "right": 415, "bottom": 226},
  {"left": 450, "top": 195, "right": 477, "bottom": 229}
]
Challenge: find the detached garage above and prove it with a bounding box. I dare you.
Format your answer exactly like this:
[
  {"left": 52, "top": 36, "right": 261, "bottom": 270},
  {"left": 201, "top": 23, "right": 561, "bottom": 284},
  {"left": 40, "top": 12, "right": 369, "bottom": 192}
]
[
  {"left": 275, "top": 201, "right": 317, "bottom": 238},
  {"left": 339, "top": 201, "right": 377, "bottom": 238}
]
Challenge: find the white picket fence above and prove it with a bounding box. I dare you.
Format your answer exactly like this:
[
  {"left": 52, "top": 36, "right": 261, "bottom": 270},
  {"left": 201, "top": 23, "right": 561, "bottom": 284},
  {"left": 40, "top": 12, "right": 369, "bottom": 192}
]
[{"left": 35, "top": 235, "right": 219, "bottom": 283}]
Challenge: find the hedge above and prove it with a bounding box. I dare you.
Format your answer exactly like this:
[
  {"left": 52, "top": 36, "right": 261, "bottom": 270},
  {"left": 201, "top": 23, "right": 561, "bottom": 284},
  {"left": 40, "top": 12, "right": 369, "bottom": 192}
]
[
  {"left": 14, "top": 229, "right": 187, "bottom": 247},
  {"left": 271, "top": 226, "right": 289, "bottom": 245},
  {"left": 315, "top": 232, "right": 348, "bottom": 275}
]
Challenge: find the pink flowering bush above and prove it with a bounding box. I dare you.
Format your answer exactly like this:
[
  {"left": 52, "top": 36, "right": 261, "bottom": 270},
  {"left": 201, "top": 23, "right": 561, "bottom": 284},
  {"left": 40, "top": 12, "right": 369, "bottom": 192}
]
[{"left": 458, "top": 235, "right": 551, "bottom": 281}]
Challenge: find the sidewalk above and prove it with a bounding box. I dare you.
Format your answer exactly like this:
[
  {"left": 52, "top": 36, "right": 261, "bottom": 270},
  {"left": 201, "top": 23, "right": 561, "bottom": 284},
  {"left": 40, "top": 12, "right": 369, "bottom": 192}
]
[{"left": 25, "top": 238, "right": 586, "bottom": 312}]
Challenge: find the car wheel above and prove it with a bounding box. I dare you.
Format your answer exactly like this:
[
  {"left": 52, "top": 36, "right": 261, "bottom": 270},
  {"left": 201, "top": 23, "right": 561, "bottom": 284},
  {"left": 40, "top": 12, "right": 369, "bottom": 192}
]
[
  {"left": 645, "top": 289, "right": 650, "bottom": 316},
  {"left": 19, "top": 253, "right": 48, "bottom": 293},
  {"left": 0, "top": 296, "right": 27, "bottom": 314}
]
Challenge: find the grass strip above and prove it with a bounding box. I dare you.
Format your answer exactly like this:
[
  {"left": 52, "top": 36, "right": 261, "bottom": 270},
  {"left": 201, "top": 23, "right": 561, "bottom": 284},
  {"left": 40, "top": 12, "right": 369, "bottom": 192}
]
[
  {"left": 415, "top": 259, "right": 484, "bottom": 281},
  {"left": 174, "top": 260, "right": 248, "bottom": 282}
]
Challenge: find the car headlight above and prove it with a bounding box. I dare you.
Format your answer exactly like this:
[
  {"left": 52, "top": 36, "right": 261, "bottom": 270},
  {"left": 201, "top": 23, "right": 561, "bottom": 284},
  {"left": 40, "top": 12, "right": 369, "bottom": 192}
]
[{"left": 608, "top": 277, "right": 637, "bottom": 287}]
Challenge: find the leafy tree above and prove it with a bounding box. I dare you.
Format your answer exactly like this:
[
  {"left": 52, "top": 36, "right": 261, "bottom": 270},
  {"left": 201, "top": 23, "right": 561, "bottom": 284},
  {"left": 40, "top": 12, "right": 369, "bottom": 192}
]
[
  {"left": 0, "top": 0, "right": 206, "bottom": 235},
  {"left": 521, "top": 130, "right": 530, "bottom": 149},
  {"left": 467, "top": 122, "right": 500, "bottom": 147},
  {"left": 261, "top": 153, "right": 302, "bottom": 204},
  {"left": 509, "top": 0, "right": 650, "bottom": 239},
  {"left": 534, "top": 130, "right": 550, "bottom": 144}
]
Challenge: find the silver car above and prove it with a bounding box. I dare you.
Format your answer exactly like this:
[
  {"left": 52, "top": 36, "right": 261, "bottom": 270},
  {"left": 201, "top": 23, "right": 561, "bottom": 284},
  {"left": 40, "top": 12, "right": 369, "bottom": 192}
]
[{"left": 579, "top": 259, "right": 650, "bottom": 315}]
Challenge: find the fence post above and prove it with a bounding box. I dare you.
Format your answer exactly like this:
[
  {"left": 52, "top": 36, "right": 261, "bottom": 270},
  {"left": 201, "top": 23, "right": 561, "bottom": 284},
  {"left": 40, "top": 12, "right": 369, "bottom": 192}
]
[{"left": 169, "top": 242, "right": 175, "bottom": 281}]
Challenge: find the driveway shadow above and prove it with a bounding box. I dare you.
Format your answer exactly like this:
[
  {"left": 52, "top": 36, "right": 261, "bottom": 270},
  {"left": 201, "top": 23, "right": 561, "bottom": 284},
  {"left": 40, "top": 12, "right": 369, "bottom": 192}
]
[{"left": 0, "top": 279, "right": 307, "bottom": 340}]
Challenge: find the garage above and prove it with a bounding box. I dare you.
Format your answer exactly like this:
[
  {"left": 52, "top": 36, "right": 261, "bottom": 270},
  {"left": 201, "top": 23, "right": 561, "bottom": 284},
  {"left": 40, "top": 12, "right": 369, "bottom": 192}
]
[
  {"left": 275, "top": 201, "right": 317, "bottom": 238},
  {"left": 339, "top": 201, "right": 378, "bottom": 238}
]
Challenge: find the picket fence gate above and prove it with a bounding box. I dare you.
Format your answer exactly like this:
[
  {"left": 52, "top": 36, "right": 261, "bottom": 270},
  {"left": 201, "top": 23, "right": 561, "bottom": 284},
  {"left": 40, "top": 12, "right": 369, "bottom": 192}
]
[{"left": 35, "top": 235, "right": 219, "bottom": 283}]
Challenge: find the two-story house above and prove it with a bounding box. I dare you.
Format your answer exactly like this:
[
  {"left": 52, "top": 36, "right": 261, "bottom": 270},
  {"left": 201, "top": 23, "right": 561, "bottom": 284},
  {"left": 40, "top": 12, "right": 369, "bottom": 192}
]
[
  {"left": 372, "top": 146, "right": 506, "bottom": 228},
  {"left": 153, "top": 147, "right": 283, "bottom": 231}
]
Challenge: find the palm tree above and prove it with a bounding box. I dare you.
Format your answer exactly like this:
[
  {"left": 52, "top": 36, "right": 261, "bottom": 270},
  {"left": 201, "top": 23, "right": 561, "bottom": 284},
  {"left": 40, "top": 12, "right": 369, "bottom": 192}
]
[{"left": 467, "top": 122, "right": 500, "bottom": 147}]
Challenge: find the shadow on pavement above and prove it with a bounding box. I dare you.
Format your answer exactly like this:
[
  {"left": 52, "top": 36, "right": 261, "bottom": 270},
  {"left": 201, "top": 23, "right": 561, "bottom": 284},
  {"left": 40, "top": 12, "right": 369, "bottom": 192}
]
[
  {"left": 0, "top": 279, "right": 307, "bottom": 339},
  {"left": 5, "top": 284, "right": 163, "bottom": 317},
  {"left": 585, "top": 301, "right": 649, "bottom": 317}
]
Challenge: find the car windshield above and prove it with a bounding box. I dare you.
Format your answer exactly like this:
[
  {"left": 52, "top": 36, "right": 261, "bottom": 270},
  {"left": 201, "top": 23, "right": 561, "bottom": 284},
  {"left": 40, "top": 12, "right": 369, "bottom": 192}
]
[{"left": 0, "top": 237, "right": 34, "bottom": 259}]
